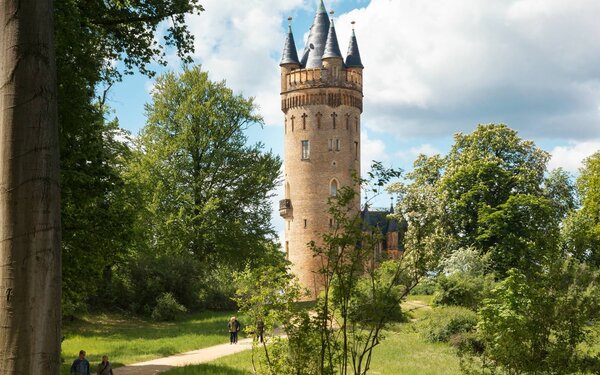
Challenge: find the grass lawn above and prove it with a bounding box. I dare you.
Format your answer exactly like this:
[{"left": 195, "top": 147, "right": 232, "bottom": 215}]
[
  {"left": 164, "top": 296, "right": 461, "bottom": 375},
  {"left": 60, "top": 310, "right": 243, "bottom": 375}
]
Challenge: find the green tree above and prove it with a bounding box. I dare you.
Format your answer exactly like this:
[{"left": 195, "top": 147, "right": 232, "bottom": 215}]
[
  {"left": 442, "top": 124, "right": 549, "bottom": 249},
  {"left": 470, "top": 260, "right": 600, "bottom": 374},
  {"left": 0, "top": 0, "right": 62, "bottom": 372},
  {"left": 129, "top": 66, "right": 281, "bottom": 288},
  {"left": 401, "top": 124, "right": 568, "bottom": 277},
  {"left": 563, "top": 151, "right": 600, "bottom": 266},
  {"left": 54, "top": 0, "right": 204, "bottom": 313}
]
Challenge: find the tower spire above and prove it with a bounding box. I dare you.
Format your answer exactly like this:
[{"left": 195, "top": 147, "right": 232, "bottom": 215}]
[
  {"left": 345, "top": 21, "right": 364, "bottom": 68},
  {"left": 280, "top": 17, "right": 300, "bottom": 66},
  {"left": 300, "top": 0, "right": 330, "bottom": 68},
  {"left": 322, "top": 11, "right": 342, "bottom": 60}
]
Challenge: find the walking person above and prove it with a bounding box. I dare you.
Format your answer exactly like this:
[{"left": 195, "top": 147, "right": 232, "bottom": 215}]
[
  {"left": 228, "top": 316, "right": 241, "bottom": 344},
  {"left": 70, "top": 350, "right": 90, "bottom": 375},
  {"left": 97, "top": 355, "right": 113, "bottom": 375},
  {"left": 256, "top": 318, "right": 265, "bottom": 343}
]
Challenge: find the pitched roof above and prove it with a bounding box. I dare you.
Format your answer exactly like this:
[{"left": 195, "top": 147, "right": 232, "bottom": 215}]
[
  {"left": 322, "top": 19, "right": 342, "bottom": 59},
  {"left": 280, "top": 25, "right": 300, "bottom": 66},
  {"left": 300, "top": 0, "right": 330, "bottom": 68},
  {"left": 345, "top": 28, "right": 364, "bottom": 68}
]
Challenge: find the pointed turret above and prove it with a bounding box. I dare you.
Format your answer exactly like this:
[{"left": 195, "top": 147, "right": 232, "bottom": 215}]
[
  {"left": 300, "top": 0, "right": 330, "bottom": 68},
  {"left": 322, "top": 18, "right": 342, "bottom": 59},
  {"left": 387, "top": 200, "right": 399, "bottom": 233},
  {"left": 345, "top": 24, "right": 364, "bottom": 69},
  {"left": 280, "top": 23, "right": 300, "bottom": 66}
]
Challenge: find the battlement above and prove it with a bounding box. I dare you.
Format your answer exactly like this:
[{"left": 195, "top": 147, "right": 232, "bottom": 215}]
[{"left": 282, "top": 68, "right": 362, "bottom": 93}]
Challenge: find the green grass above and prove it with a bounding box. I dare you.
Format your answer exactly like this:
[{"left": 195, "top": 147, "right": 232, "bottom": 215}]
[
  {"left": 163, "top": 326, "right": 461, "bottom": 375},
  {"left": 60, "top": 311, "right": 243, "bottom": 375},
  {"left": 368, "top": 324, "right": 460, "bottom": 375},
  {"left": 163, "top": 301, "right": 461, "bottom": 375},
  {"left": 165, "top": 350, "right": 255, "bottom": 375}
]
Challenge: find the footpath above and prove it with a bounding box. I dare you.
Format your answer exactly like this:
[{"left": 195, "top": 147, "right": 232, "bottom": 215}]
[{"left": 113, "top": 338, "right": 253, "bottom": 375}]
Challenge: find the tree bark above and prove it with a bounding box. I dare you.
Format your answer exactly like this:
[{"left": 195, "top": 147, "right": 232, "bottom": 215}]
[{"left": 0, "top": 0, "right": 62, "bottom": 373}]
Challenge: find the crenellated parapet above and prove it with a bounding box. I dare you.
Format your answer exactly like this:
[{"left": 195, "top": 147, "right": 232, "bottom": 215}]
[{"left": 282, "top": 68, "right": 362, "bottom": 93}]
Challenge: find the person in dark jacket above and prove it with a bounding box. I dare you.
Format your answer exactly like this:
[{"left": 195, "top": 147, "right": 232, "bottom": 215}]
[
  {"left": 97, "top": 355, "right": 113, "bottom": 375},
  {"left": 256, "top": 318, "right": 265, "bottom": 343},
  {"left": 228, "top": 316, "right": 241, "bottom": 344},
  {"left": 70, "top": 350, "right": 90, "bottom": 375}
]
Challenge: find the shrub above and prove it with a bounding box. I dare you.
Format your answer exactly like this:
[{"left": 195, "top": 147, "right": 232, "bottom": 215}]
[
  {"left": 151, "top": 292, "right": 188, "bottom": 321},
  {"left": 410, "top": 276, "right": 437, "bottom": 295},
  {"left": 433, "top": 273, "right": 494, "bottom": 309},
  {"left": 110, "top": 253, "right": 204, "bottom": 313},
  {"left": 420, "top": 306, "right": 478, "bottom": 343}
]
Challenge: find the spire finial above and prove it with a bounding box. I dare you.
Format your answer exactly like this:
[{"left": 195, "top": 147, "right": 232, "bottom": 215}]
[{"left": 287, "top": 16, "right": 293, "bottom": 30}]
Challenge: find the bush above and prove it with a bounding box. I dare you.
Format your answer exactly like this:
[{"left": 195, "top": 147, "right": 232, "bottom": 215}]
[
  {"left": 110, "top": 253, "right": 204, "bottom": 313},
  {"left": 151, "top": 292, "right": 188, "bottom": 321},
  {"left": 197, "top": 266, "right": 238, "bottom": 311},
  {"left": 410, "top": 276, "right": 437, "bottom": 295},
  {"left": 420, "top": 306, "right": 478, "bottom": 343},
  {"left": 433, "top": 273, "right": 494, "bottom": 309}
]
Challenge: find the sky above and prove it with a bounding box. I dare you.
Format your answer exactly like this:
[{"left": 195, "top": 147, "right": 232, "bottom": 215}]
[{"left": 107, "top": 0, "right": 600, "bottom": 237}]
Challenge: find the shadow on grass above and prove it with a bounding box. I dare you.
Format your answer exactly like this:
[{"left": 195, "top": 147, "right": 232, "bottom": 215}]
[
  {"left": 63, "top": 311, "right": 237, "bottom": 341},
  {"left": 164, "top": 363, "right": 251, "bottom": 375}
]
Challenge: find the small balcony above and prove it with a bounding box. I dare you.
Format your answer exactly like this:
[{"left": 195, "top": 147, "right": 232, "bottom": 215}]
[{"left": 279, "top": 199, "right": 292, "bottom": 218}]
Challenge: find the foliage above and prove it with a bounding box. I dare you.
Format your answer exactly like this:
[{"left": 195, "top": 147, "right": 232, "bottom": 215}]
[
  {"left": 433, "top": 274, "right": 494, "bottom": 310},
  {"left": 433, "top": 249, "right": 494, "bottom": 310},
  {"left": 129, "top": 66, "right": 281, "bottom": 266},
  {"left": 110, "top": 252, "right": 204, "bottom": 314},
  {"left": 55, "top": 0, "right": 204, "bottom": 314},
  {"left": 410, "top": 277, "right": 437, "bottom": 295},
  {"left": 464, "top": 260, "right": 600, "bottom": 374},
  {"left": 234, "top": 264, "right": 320, "bottom": 375},
  {"left": 390, "top": 124, "right": 573, "bottom": 278},
  {"left": 563, "top": 151, "right": 600, "bottom": 266},
  {"left": 61, "top": 120, "right": 137, "bottom": 316},
  {"left": 151, "top": 293, "right": 188, "bottom": 321},
  {"left": 476, "top": 193, "right": 560, "bottom": 277},
  {"left": 442, "top": 124, "right": 549, "bottom": 248},
  {"left": 419, "top": 306, "right": 478, "bottom": 343}
]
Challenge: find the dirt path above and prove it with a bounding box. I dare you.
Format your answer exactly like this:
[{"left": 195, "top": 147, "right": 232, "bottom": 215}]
[{"left": 113, "top": 338, "right": 253, "bottom": 375}]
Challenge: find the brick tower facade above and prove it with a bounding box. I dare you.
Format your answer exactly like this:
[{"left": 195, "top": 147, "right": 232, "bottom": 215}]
[{"left": 279, "top": 1, "right": 364, "bottom": 297}]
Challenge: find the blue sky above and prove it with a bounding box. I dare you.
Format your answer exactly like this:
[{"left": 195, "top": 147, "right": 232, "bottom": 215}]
[{"left": 107, "top": 0, "right": 600, "bottom": 237}]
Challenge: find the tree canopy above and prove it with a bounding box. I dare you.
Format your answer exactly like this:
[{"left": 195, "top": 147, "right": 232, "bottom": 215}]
[{"left": 131, "top": 65, "right": 281, "bottom": 266}]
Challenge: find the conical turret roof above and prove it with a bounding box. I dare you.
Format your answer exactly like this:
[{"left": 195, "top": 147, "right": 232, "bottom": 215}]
[
  {"left": 345, "top": 28, "right": 364, "bottom": 68},
  {"left": 322, "top": 19, "right": 342, "bottom": 59},
  {"left": 300, "top": 0, "right": 331, "bottom": 68},
  {"left": 280, "top": 25, "right": 300, "bottom": 66}
]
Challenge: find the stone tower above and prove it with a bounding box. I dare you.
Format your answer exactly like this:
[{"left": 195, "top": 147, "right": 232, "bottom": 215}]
[{"left": 279, "top": 0, "right": 364, "bottom": 297}]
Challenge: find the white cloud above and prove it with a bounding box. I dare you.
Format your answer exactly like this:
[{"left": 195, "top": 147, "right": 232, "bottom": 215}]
[
  {"left": 395, "top": 143, "right": 441, "bottom": 164},
  {"left": 548, "top": 140, "right": 600, "bottom": 174},
  {"left": 181, "top": 0, "right": 306, "bottom": 127},
  {"left": 361, "top": 130, "right": 388, "bottom": 174},
  {"left": 330, "top": 0, "right": 600, "bottom": 141}
]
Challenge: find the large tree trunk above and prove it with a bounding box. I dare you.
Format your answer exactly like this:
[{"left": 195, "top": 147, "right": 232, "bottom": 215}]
[{"left": 0, "top": 1, "right": 62, "bottom": 373}]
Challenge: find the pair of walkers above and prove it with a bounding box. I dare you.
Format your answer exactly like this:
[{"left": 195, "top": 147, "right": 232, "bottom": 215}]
[
  {"left": 70, "top": 350, "right": 113, "bottom": 375},
  {"left": 227, "top": 316, "right": 265, "bottom": 344}
]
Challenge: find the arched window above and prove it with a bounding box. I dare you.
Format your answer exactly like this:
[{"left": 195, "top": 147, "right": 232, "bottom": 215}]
[
  {"left": 330, "top": 179, "right": 338, "bottom": 197},
  {"left": 285, "top": 182, "right": 290, "bottom": 199}
]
